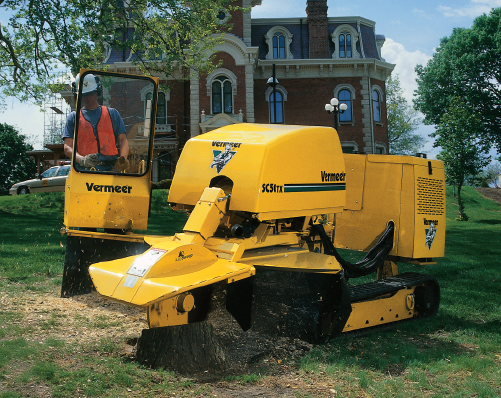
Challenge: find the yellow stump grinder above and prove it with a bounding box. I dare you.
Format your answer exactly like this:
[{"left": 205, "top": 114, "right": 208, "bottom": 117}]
[{"left": 62, "top": 70, "right": 445, "bottom": 343}]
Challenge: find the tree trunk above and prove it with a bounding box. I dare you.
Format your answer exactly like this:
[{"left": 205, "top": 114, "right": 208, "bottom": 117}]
[
  {"left": 136, "top": 322, "right": 229, "bottom": 374},
  {"left": 457, "top": 184, "right": 468, "bottom": 221}
]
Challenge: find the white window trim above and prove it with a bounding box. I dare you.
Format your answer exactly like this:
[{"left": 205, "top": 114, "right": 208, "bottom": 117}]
[
  {"left": 264, "top": 26, "right": 294, "bottom": 60},
  {"left": 374, "top": 142, "right": 387, "bottom": 154},
  {"left": 334, "top": 84, "right": 356, "bottom": 125},
  {"left": 341, "top": 141, "right": 359, "bottom": 154},
  {"left": 140, "top": 86, "right": 171, "bottom": 102},
  {"left": 206, "top": 69, "right": 238, "bottom": 115},
  {"left": 216, "top": 9, "right": 231, "bottom": 25},
  {"left": 331, "top": 24, "right": 361, "bottom": 59},
  {"left": 372, "top": 84, "right": 384, "bottom": 124},
  {"left": 139, "top": 87, "right": 171, "bottom": 132},
  {"left": 265, "top": 85, "right": 287, "bottom": 123}
]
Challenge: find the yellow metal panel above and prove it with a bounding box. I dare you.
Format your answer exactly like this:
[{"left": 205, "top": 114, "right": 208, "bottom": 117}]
[
  {"left": 335, "top": 155, "right": 446, "bottom": 260},
  {"left": 335, "top": 157, "right": 402, "bottom": 253},
  {"left": 64, "top": 170, "right": 151, "bottom": 230},
  {"left": 341, "top": 154, "right": 366, "bottom": 211},
  {"left": 132, "top": 259, "right": 255, "bottom": 306},
  {"left": 168, "top": 124, "right": 346, "bottom": 220},
  {"left": 89, "top": 239, "right": 255, "bottom": 307},
  {"left": 343, "top": 288, "right": 416, "bottom": 332},
  {"left": 183, "top": 188, "right": 226, "bottom": 240},
  {"left": 398, "top": 164, "right": 416, "bottom": 256},
  {"left": 148, "top": 297, "right": 189, "bottom": 328},
  {"left": 412, "top": 164, "right": 446, "bottom": 258},
  {"left": 239, "top": 248, "right": 342, "bottom": 273}
]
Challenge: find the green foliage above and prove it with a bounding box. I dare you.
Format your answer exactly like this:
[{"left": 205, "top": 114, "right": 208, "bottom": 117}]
[
  {"left": 0, "top": 0, "right": 235, "bottom": 106},
  {"left": 386, "top": 74, "right": 425, "bottom": 155},
  {"left": 414, "top": 7, "right": 501, "bottom": 152},
  {"left": 477, "top": 161, "right": 501, "bottom": 188},
  {"left": 0, "top": 123, "right": 37, "bottom": 193},
  {"left": 434, "top": 98, "right": 491, "bottom": 220}
]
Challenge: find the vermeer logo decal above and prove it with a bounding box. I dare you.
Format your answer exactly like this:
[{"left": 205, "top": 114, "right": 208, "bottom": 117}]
[
  {"left": 176, "top": 251, "right": 194, "bottom": 261},
  {"left": 210, "top": 143, "right": 238, "bottom": 174},
  {"left": 321, "top": 171, "right": 346, "bottom": 182},
  {"left": 425, "top": 222, "right": 437, "bottom": 250},
  {"left": 86, "top": 182, "right": 132, "bottom": 193}
]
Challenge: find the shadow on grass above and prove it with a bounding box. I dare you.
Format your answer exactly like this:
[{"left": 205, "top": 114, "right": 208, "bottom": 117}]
[
  {"left": 304, "top": 313, "right": 501, "bottom": 376},
  {"left": 476, "top": 219, "right": 501, "bottom": 225}
]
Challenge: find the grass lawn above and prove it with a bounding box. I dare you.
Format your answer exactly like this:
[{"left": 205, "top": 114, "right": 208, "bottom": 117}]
[{"left": 0, "top": 187, "right": 500, "bottom": 397}]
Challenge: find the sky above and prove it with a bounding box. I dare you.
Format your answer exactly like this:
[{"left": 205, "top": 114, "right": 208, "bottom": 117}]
[{"left": 1, "top": 0, "right": 501, "bottom": 157}]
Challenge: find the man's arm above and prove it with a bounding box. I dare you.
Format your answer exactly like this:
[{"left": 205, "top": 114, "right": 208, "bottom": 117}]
[
  {"left": 117, "top": 133, "right": 129, "bottom": 158},
  {"left": 64, "top": 138, "right": 84, "bottom": 164}
]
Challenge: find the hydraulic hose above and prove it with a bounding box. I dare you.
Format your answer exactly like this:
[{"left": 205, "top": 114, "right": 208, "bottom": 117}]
[{"left": 313, "top": 221, "right": 395, "bottom": 279}]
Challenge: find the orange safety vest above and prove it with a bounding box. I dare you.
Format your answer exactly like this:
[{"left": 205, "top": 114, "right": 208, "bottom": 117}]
[{"left": 77, "top": 106, "right": 119, "bottom": 157}]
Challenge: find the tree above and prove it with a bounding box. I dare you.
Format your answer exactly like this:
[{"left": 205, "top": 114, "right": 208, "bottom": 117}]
[
  {"left": 0, "top": 0, "right": 234, "bottom": 106},
  {"left": 475, "top": 161, "right": 501, "bottom": 188},
  {"left": 414, "top": 7, "right": 501, "bottom": 153},
  {"left": 0, "top": 123, "right": 36, "bottom": 193},
  {"left": 434, "top": 98, "right": 491, "bottom": 221},
  {"left": 386, "top": 74, "right": 425, "bottom": 155}
]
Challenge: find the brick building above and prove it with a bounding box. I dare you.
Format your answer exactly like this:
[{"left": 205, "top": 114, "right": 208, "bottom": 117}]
[{"left": 101, "top": 0, "right": 395, "bottom": 180}]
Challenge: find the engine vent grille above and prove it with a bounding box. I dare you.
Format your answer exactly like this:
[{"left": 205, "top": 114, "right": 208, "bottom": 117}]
[{"left": 417, "top": 177, "right": 445, "bottom": 215}]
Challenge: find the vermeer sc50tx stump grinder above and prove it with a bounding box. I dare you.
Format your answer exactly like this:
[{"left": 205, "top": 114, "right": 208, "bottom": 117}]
[{"left": 62, "top": 70, "right": 445, "bottom": 343}]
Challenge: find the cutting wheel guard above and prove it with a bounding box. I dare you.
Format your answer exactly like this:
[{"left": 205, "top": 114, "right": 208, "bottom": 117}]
[{"left": 314, "top": 221, "right": 395, "bottom": 278}]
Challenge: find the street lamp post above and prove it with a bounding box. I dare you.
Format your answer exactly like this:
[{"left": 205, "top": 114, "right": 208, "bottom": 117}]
[
  {"left": 325, "top": 97, "right": 348, "bottom": 130},
  {"left": 267, "top": 64, "right": 279, "bottom": 124}
]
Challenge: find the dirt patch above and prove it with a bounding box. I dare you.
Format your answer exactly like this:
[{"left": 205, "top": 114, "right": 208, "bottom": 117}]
[{"left": 475, "top": 187, "right": 501, "bottom": 205}]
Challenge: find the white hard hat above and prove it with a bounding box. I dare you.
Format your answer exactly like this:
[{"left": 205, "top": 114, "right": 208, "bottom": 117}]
[{"left": 75, "top": 73, "right": 98, "bottom": 95}]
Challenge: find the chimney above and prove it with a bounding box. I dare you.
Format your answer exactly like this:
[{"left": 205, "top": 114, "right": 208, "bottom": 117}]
[{"left": 306, "top": 0, "right": 330, "bottom": 59}]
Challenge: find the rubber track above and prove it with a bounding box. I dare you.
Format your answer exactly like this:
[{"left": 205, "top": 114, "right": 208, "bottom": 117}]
[{"left": 349, "top": 272, "right": 435, "bottom": 303}]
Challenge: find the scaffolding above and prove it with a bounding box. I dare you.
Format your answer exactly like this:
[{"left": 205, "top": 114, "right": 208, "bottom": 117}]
[{"left": 43, "top": 92, "right": 71, "bottom": 146}]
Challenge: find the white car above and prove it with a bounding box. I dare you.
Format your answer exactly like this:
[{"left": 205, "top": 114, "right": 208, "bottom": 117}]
[{"left": 9, "top": 165, "right": 71, "bottom": 195}]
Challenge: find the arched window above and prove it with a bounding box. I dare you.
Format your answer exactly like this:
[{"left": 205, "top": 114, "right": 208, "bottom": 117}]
[
  {"left": 269, "top": 91, "right": 284, "bottom": 123},
  {"left": 339, "top": 33, "right": 352, "bottom": 58},
  {"left": 273, "top": 33, "right": 286, "bottom": 59},
  {"left": 145, "top": 91, "right": 166, "bottom": 125},
  {"left": 339, "top": 89, "right": 352, "bottom": 122},
  {"left": 372, "top": 90, "right": 381, "bottom": 122},
  {"left": 212, "top": 75, "right": 232, "bottom": 114},
  {"left": 265, "top": 26, "right": 294, "bottom": 60},
  {"left": 331, "top": 25, "right": 360, "bottom": 59}
]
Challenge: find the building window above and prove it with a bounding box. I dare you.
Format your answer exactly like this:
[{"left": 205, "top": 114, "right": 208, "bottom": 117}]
[
  {"left": 338, "top": 89, "right": 352, "bottom": 122},
  {"left": 334, "top": 84, "right": 356, "bottom": 124},
  {"left": 212, "top": 75, "right": 232, "bottom": 114},
  {"left": 269, "top": 91, "right": 284, "bottom": 123},
  {"left": 374, "top": 142, "right": 387, "bottom": 154},
  {"left": 372, "top": 89, "right": 381, "bottom": 122},
  {"left": 158, "top": 151, "right": 172, "bottom": 180},
  {"left": 216, "top": 9, "right": 230, "bottom": 24},
  {"left": 341, "top": 141, "right": 359, "bottom": 154},
  {"left": 265, "top": 26, "right": 293, "bottom": 60},
  {"left": 273, "top": 33, "right": 286, "bottom": 59},
  {"left": 145, "top": 91, "right": 166, "bottom": 125},
  {"left": 331, "top": 25, "right": 360, "bottom": 59},
  {"left": 339, "top": 33, "right": 352, "bottom": 58}
]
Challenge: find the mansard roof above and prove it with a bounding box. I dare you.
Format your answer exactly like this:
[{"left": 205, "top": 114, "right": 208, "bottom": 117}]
[{"left": 251, "top": 16, "right": 384, "bottom": 61}]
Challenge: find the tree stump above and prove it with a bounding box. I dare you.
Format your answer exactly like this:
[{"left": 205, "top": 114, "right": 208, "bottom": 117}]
[{"left": 136, "top": 322, "right": 229, "bottom": 374}]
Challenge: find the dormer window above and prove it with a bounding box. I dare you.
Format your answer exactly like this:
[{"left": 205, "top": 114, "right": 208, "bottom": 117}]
[
  {"left": 265, "top": 26, "right": 294, "bottom": 60},
  {"left": 331, "top": 24, "right": 360, "bottom": 59}
]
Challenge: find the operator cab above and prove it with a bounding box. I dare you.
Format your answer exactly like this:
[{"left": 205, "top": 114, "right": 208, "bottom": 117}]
[{"left": 64, "top": 70, "right": 159, "bottom": 231}]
